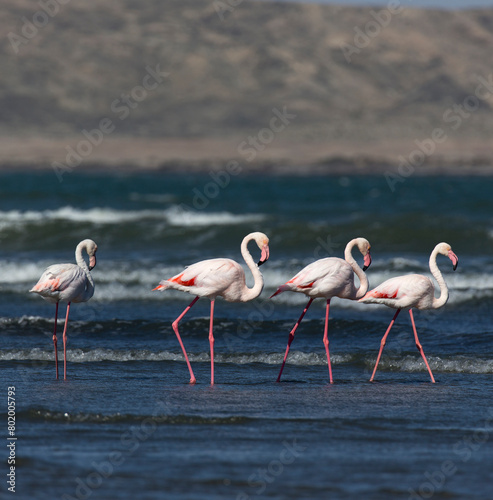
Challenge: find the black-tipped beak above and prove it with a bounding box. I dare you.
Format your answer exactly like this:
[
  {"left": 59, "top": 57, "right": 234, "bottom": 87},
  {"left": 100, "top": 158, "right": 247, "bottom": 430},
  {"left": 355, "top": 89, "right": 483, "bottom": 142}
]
[
  {"left": 362, "top": 251, "right": 372, "bottom": 272},
  {"left": 257, "top": 244, "right": 270, "bottom": 267},
  {"left": 448, "top": 250, "right": 458, "bottom": 271},
  {"left": 89, "top": 255, "right": 97, "bottom": 271}
]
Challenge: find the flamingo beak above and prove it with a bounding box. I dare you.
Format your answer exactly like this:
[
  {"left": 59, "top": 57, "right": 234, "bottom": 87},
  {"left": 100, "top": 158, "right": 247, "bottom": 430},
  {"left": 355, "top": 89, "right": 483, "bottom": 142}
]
[
  {"left": 363, "top": 251, "right": 372, "bottom": 271},
  {"left": 448, "top": 250, "right": 458, "bottom": 271},
  {"left": 89, "top": 255, "right": 97, "bottom": 271},
  {"left": 258, "top": 244, "right": 270, "bottom": 267}
]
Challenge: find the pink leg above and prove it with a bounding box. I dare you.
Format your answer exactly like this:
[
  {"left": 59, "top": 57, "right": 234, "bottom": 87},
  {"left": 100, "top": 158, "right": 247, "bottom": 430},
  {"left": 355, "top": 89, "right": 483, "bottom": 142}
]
[
  {"left": 53, "top": 302, "right": 59, "bottom": 380},
  {"left": 409, "top": 309, "right": 436, "bottom": 383},
  {"left": 277, "top": 297, "right": 314, "bottom": 382},
  {"left": 209, "top": 300, "right": 215, "bottom": 386},
  {"left": 172, "top": 296, "right": 199, "bottom": 384},
  {"left": 370, "top": 309, "right": 400, "bottom": 382},
  {"left": 322, "top": 299, "right": 333, "bottom": 384},
  {"left": 62, "top": 302, "right": 71, "bottom": 381}
]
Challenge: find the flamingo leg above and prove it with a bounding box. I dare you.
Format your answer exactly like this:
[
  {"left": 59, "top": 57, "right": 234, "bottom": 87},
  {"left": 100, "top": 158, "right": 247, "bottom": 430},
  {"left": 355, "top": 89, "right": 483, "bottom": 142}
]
[
  {"left": 370, "top": 309, "right": 400, "bottom": 382},
  {"left": 277, "top": 297, "right": 314, "bottom": 382},
  {"left": 322, "top": 299, "right": 333, "bottom": 384},
  {"left": 172, "top": 296, "right": 200, "bottom": 384},
  {"left": 53, "top": 302, "right": 59, "bottom": 380},
  {"left": 209, "top": 300, "right": 215, "bottom": 386},
  {"left": 62, "top": 302, "right": 71, "bottom": 381},
  {"left": 409, "top": 309, "right": 436, "bottom": 383}
]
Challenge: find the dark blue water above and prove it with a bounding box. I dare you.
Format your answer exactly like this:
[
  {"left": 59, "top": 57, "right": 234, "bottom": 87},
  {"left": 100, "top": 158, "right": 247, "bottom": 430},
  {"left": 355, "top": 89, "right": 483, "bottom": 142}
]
[{"left": 1, "top": 171, "right": 492, "bottom": 499}]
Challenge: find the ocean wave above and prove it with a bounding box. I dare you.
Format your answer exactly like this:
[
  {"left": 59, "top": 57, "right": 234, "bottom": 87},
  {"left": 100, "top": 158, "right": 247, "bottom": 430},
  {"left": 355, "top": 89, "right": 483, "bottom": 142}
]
[
  {"left": 368, "top": 354, "right": 493, "bottom": 375},
  {"left": 0, "top": 347, "right": 345, "bottom": 365},
  {"left": 3, "top": 348, "right": 492, "bottom": 373},
  {"left": 3, "top": 253, "right": 493, "bottom": 309},
  {"left": 0, "top": 315, "right": 54, "bottom": 326},
  {"left": 10, "top": 409, "right": 252, "bottom": 425},
  {"left": 0, "top": 205, "right": 264, "bottom": 230}
]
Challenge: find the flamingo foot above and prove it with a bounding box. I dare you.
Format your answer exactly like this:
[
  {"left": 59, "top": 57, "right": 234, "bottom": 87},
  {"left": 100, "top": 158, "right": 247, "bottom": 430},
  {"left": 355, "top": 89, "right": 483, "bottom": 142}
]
[{"left": 189, "top": 377, "right": 197, "bottom": 385}]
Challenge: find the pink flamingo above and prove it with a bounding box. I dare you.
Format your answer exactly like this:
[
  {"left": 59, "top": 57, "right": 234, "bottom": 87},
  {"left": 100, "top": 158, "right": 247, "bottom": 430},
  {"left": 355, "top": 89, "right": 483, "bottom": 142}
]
[
  {"left": 30, "top": 239, "right": 98, "bottom": 380},
  {"left": 359, "top": 242, "right": 458, "bottom": 383},
  {"left": 153, "top": 232, "right": 270, "bottom": 385},
  {"left": 271, "top": 238, "right": 372, "bottom": 383}
]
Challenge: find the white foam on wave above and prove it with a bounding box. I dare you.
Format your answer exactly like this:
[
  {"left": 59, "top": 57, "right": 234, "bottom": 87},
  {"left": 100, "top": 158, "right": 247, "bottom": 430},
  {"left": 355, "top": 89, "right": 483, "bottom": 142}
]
[
  {"left": 0, "top": 205, "right": 264, "bottom": 229},
  {"left": 0, "top": 348, "right": 349, "bottom": 365},
  {"left": 163, "top": 206, "right": 264, "bottom": 227},
  {"left": 375, "top": 355, "right": 493, "bottom": 374},
  {"left": 0, "top": 315, "right": 53, "bottom": 326},
  {"left": 3, "top": 348, "right": 492, "bottom": 373},
  {"left": 0, "top": 261, "right": 45, "bottom": 284}
]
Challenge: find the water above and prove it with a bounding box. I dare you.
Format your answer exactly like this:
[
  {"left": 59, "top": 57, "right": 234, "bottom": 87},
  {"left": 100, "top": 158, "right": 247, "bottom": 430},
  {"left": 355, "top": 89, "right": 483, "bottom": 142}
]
[{"left": 1, "top": 171, "right": 492, "bottom": 499}]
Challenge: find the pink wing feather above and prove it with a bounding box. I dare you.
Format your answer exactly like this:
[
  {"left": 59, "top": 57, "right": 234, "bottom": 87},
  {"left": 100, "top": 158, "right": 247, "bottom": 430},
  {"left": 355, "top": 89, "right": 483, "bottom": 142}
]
[
  {"left": 30, "top": 263, "right": 90, "bottom": 303},
  {"left": 155, "top": 258, "right": 244, "bottom": 298},
  {"left": 360, "top": 274, "right": 434, "bottom": 309},
  {"left": 271, "top": 257, "right": 353, "bottom": 298}
]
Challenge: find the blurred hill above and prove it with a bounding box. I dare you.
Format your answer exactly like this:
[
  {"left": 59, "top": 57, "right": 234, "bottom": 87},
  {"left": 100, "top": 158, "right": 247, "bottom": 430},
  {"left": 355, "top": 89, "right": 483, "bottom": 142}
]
[{"left": 1, "top": 0, "right": 493, "bottom": 171}]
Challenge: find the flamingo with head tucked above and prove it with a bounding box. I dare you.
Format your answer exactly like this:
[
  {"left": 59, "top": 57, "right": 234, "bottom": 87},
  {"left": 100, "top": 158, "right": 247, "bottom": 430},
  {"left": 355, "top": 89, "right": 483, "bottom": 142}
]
[
  {"left": 359, "top": 242, "right": 458, "bottom": 383},
  {"left": 153, "top": 232, "right": 270, "bottom": 385},
  {"left": 30, "top": 239, "right": 98, "bottom": 380},
  {"left": 271, "top": 238, "right": 372, "bottom": 383}
]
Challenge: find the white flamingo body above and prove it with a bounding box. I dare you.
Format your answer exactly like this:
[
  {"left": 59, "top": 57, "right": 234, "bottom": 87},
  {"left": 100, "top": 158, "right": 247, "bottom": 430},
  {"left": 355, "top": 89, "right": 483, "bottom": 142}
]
[
  {"left": 271, "top": 237, "right": 372, "bottom": 383},
  {"left": 359, "top": 242, "right": 458, "bottom": 383},
  {"left": 158, "top": 258, "right": 258, "bottom": 303},
  {"left": 31, "top": 263, "right": 95, "bottom": 304},
  {"left": 275, "top": 256, "right": 366, "bottom": 300},
  {"left": 30, "top": 239, "right": 98, "bottom": 380},
  {"left": 361, "top": 274, "right": 438, "bottom": 310},
  {"left": 154, "top": 232, "right": 270, "bottom": 385}
]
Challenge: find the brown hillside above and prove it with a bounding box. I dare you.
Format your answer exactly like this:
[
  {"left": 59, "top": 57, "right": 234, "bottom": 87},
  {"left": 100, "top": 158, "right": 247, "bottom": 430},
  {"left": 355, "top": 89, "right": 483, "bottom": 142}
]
[{"left": 1, "top": 0, "right": 492, "bottom": 170}]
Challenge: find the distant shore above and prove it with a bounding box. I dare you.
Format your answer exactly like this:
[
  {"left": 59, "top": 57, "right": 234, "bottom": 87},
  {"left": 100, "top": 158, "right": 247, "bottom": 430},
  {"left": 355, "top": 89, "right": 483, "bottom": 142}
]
[{"left": 1, "top": 135, "right": 492, "bottom": 176}]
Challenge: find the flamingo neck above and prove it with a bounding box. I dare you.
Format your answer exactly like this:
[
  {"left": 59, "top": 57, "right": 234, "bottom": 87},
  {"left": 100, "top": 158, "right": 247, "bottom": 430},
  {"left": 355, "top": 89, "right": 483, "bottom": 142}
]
[
  {"left": 75, "top": 241, "right": 95, "bottom": 297},
  {"left": 239, "top": 235, "right": 264, "bottom": 302},
  {"left": 344, "top": 238, "right": 369, "bottom": 299},
  {"left": 429, "top": 247, "right": 449, "bottom": 308}
]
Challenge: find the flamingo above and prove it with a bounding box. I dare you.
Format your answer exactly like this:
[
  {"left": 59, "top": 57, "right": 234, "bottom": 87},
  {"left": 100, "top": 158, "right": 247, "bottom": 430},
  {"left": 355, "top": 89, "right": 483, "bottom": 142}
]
[
  {"left": 359, "top": 242, "right": 458, "bottom": 383},
  {"left": 30, "top": 239, "right": 98, "bottom": 380},
  {"left": 153, "top": 232, "right": 270, "bottom": 385},
  {"left": 271, "top": 237, "right": 372, "bottom": 383}
]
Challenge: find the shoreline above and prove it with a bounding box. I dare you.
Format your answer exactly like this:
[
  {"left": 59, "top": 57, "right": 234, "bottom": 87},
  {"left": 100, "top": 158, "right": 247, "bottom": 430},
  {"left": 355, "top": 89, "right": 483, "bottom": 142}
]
[
  {"left": 3, "top": 160, "right": 493, "bottom": 178},
  {"left": 1, "top": 135, "right": 492, "bottom": 176}
]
